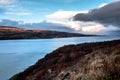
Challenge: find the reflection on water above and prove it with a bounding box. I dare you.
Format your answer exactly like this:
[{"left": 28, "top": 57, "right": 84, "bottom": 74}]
[{"left": 0, "top": 36, "right": 120, "bottom": 80}]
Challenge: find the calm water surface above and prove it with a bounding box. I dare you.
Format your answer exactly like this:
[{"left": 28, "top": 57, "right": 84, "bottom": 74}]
[{"left": 0, "top": 36, "right": 120, "bottom": 80}]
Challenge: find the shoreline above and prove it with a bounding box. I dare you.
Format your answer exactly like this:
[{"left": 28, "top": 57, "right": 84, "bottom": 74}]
[
  {"left": 0, "top": 26, "right": 97, "bottom": 40},
  {"left": 10, "top": 39, "right": 120, "bottom": 80}
]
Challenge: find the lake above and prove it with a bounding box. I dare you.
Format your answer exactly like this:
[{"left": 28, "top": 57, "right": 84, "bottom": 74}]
[{"left": 0, "top": 36, "right": 120, "bottom": 80}]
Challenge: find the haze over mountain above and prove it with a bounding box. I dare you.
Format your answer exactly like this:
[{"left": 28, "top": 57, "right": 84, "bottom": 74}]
[
  {"left": 0, "top": 19, "right": 75, "bottom": 33},
  {"left": 0, "top": 0, "right": 120, "bottom": 35},
  {"left": 0, "top": 0, "right": 120, "bottom": 80}
]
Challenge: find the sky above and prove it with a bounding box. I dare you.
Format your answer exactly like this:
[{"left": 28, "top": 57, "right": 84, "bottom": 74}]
[
  {"left": 0, "top": 0, "right": 114, "bottom": 22},
  {"left": 0, "top": 0, "right": 120, "bottom": 34}
]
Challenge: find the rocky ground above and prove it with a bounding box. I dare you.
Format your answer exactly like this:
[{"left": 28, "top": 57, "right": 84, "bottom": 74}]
[{"left": 11, "top": 39, "right": 120, "bottom": 80}]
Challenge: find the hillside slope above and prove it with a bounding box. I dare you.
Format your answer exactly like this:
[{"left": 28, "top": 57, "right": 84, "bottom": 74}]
[
  {"left": 11, "top": 39, "right": 120, "bottom": 80},
  {"left": 0, "top": 26, "right": 92, "bottom": 40}
]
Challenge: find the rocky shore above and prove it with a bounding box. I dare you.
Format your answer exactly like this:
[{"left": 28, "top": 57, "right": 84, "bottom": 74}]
[{"left": 11, "top": 39, "right": 120, "bottom": 80}]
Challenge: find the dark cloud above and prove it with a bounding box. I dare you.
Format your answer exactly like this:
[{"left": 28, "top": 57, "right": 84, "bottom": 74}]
[{"left": 73, "top": 1, "right": 120, "bottom": 26}]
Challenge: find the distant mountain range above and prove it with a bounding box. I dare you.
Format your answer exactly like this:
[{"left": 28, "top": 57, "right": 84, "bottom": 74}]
[{"left": 0, "top": 26, "right": 94, "bottom": 40}]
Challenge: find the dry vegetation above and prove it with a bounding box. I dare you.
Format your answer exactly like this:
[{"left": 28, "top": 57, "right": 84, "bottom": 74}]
[
  {"left": 11, "top": 40, "right": 120, "bottom": 80},
  {"left": 59, "top": 49, "right": 120, "bottom": 80}
]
